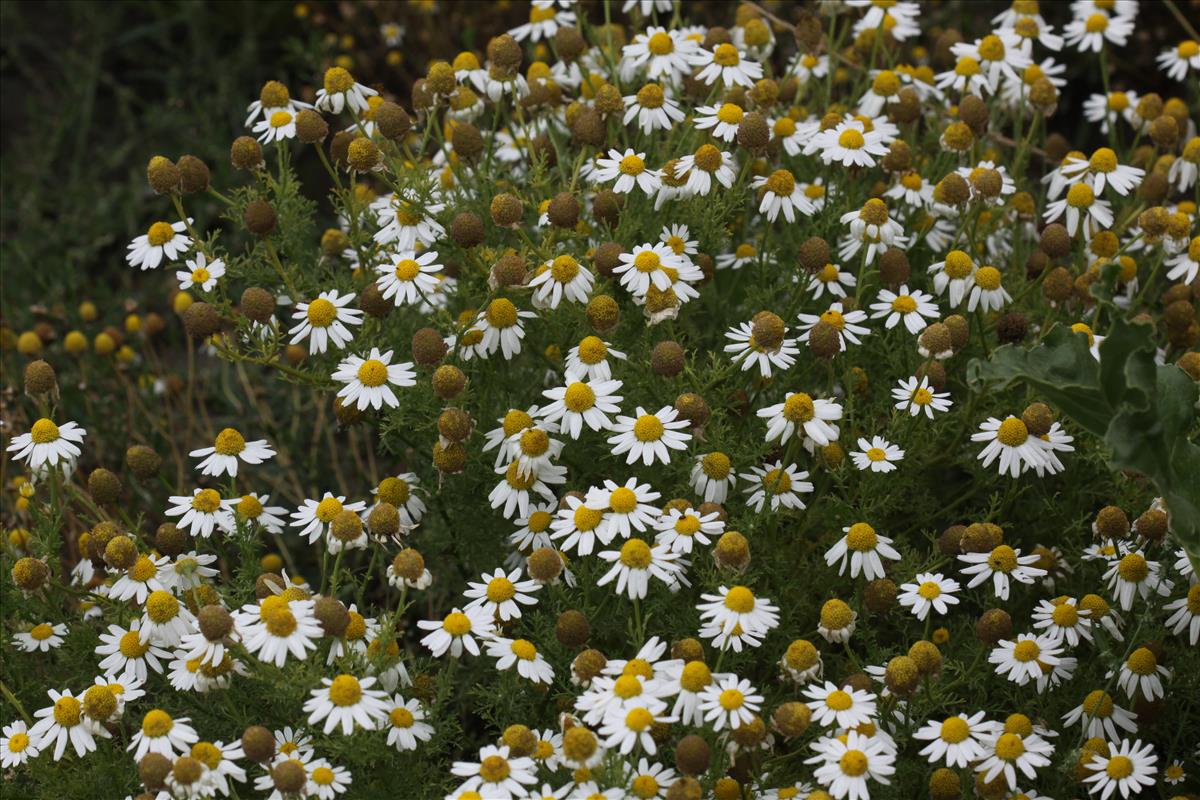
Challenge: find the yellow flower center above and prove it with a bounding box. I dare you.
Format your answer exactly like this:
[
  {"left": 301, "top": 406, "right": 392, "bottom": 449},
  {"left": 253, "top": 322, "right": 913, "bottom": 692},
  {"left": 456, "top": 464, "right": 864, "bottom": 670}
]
[
  {"left": 390, "top": 706, "right": 414, "bottom": 728},
  {"left": 520, "top": 429, "right": 549, "bottom": 456},
  {"left": 988, "top": 544, "right": 1019, "bottom": 573},
  {"left": 719, "top": 688, "right": 745, "bottom": 710},
  {"left": 356, "top": 359, "right": 388, "bottom": 387},
  {"left": 997, "top": 417, "right": 1029, "bottom": 446},
  {"left": 838, "top": 129, "right": 866, "bottom": 149},
  {"left": 328, "top": 674, "right": 363, "bottom": 706},
  {"left": 142, "top": 709, "right": 173, "bottom": 737},
  {"left": 237, "top": 494, "right": 264, "bottom": 519},
  {"left": 130, "top": 556, "right": 157, "bottom": 583},
  {"left": 614, "top": 675, "right": 644, "bottom": 699},
  {"left": 53, "top": 696, "right": 82, "bottom": 727},
  {"left": 912, "top": 388, "right": 934, "bottom": 406},
  {"left": 765, "top": 169, "right": 795, "bottom": 196},
  {"left": 1067, "top": 182, "right": 1095, "bottom": 208},
  {"left": 846, "top": 523, "right": 878, "bottom": 551},
  {"left": 29, "top": 623, "right": 54, "bottom": 640},
  {"left": 975, "top": 266, "right": 1002, "bottom": 291},
  {"left": 633, "top": 414, "right": 665, "bottom": 442},
  {"left": 826, "top": 689, "right": 854, "bottom": 711},
  {"left": 774, "top": 117, "right": 797, "bottom": 138},
  {"left": 821, "top": 600, "right": 853, "bottom": 629},
  {"left": 311, "top": 766, "right": 335, "bottom": 785},
  {"left": 486, "top": 298, "right": 519, "bottom": 328},
  {"left": 550, "top": 255, "right": 580, "bottom": 282},
  {"left": 577, "top": 336, "right": 608, "bottom": 366},
  {"left": 573, "top": 505, "right": 604, "bottom": 531},
  {"left": 716, "top": 103, "right": 744, "bottom": 124},
  {"left": 619, "top": 538, "right": 652, "bottom": 569},
  {"left": 978, "top": 34, "right": 1005, "bottom": 61},
  {"left": 724, "top": 586, "right": 756, "bottom": 613},
  {"left": 1126, "top": 647, "right": 1157, "bottom": 675},
  {"left": 820, "top": 309, "right": 846, "bottom": 330},
  {"left": 442, "top": 612, "right": 472, "bottom": 636},
  {"left": 530, "top": 4, "right": 557, "bottom": 22},
  {"left": 191, "top": 267, "right": 211, "bottom": 284},
  {"left": 702, "top": 452, "right": 731, "bottom": 479},
  {"left": 7, "top": 733, "right": 30, "bottom": 752},
  {"left": 264, "top": 607, "right": 297, "bottom": 637},
  {"left": 917, "top": 580, "right": 942, "bottom": 599},
  {"left": 955, "top": 56, "right": 981, "bottom": 77},
  {"left": 734, "top": 243, "right": 756, "bottom": 259},
  {"left": 316, "top": 496, "right": 344, "bottom": 522},
  {"left": 648, "top": 31, "right": 674, "bottom": 55},
  {"left": 680, "top": 661, "right": 712, "bottom": 692},
  {"left": 269, "top": 110, "right": 293, "bottom": 129},
  {"left": 1085, "top": 13, "right": 1109, "bottom": 33},
  {"left": 306, "top": 298, "right": 337, "bottom": 327},
  {"left": 146, "top": 590, "right": 179, "bottom": 623},
  {"left": 636, "top": 83, "right": 665, "bottom": 109},
  {"left": 713, "top": 43, "right": 740, "bottom": 66},
  {"left": 674, "top": 514, "right": 701, "bottom": 536},
  {"left": 394, "top": 259, "right": 421, "bottom": 281},
  {"left": 619, "top": 154, "right": 646, "bottom": 176},
  {"left": 29, "top": 418, "right": 60, "bottom": 444},
  {"left": 762, "top": 467, "right": 792, "bottom": 494},
  {"left": 1178, "top": 40, "right": 1200, "bottom": 57},
  {"left": 324, "top": 66, "right": 355, "bottom": 93},
  {"left": 1117, "top": 553, "right": 1148, "bottom": 582},
  {"left": 191, "top": 489, "right": 222, "bottom": 513},
  {"left": 891, "top": 295, "right": 917, "bottom": 313},
  {"left": 995, "top": 733, "right": 1025, "bottom": 760},
  {"left": 1082, "top": 690, "right": 1115, "bottom": 717},
  {"left": 1052, "top": 603, "right": 1079, "bottom": 627},
  {"left": 511, "top": 639, "right": 537, "bottom": 660},
  {"left": 147, "top": 222, "right": 175, "bottom": 247},
  {"left": 943, "top": 250, "right": 974, "bottom": 279},
  {"left": 1089, "top": 147, "right": 1118, "bottom": 173},
  {"left": 840, "top": 750, "right": 869, "bottom": 777},
  {"left": 1012, "top": 640, "right": 1041, "bottom": 662},
  {"left": 480, "top": 755, "right": 511, "bottom": 783},
  {"left": 866, "top": 448, "right": 888, "bottom": 462},
  {"left": 486, "top": 577, "right": 517, "bottom": 603},
  {"left": 940, "top": 717, "right": 969, "bottom": 743}
]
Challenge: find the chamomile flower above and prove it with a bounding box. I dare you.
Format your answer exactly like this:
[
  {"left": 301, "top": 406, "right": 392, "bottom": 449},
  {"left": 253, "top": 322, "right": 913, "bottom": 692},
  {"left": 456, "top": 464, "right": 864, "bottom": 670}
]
[
  {"left": 1060, "top": 147, "right": 1145, "bottom": 196},
  {"left": 1111, "top": 646, "right": 1171, "bottom": 701},
  {"left": 825, "top": 523, "right": 901, "bottom": 581},
  {"left": 291, "top": 494, "right": 368, "bottom": 544},
  {"left": 315, "top": 66, "right": 377, "bottom": 114},
  {"left": 966, "top": 266, "right": 1012, "bottom": 313},
  {"left": 673, "top": 143, "right": 736, "bottom": 196},
  {"left": 691, "top": 42, "right": 763, "bottom": 87},
  {"left": 303, "top": 674, "right": 389, "bottom": 735},
  {"left": 1064, "top": 9, "right": 1134, "bottom": 52},
  {"left": 972, "top": 416, "right": 1048, "bottom": 478},
  {"left": 596, "top": 538, "right": 683, "bottom": 600},
  {"left": 607, "top": 406, "right": 692, "bottom": 466},
  {"left": 690, "top": 452, "right": 736, "bottom": 504},
  {"left": 110, "top": 554, "right": 172, "bottom": 604},
  {"left": 587, "top": 479, "right": 662, "bottom": 541},
  {"left": 699, "top": 676, "right": 763, "bottom": 731},
  {"left": 892, "top": 376, "right": 952, "bottom": 418},
  {"left": 176, "top": 252, "right": 224, "bottom": 292},
  {"left": 28, "top": 689, "right": 103, "bottom": 761},
  {"left": 697, "top": 585, "right": 780, "bottom": 641},
  {"left": 539, "top": 370, "right": 624, "bottom": 439},
  {"left": 976, "top": 727, "right": 1055, "bottom": 791},
  {"left": 6, "top": 418, "right": 86, "bottom": 471},
  {"left": 385, "top": 696, "right": 434, "bottom": 752},
  {"left": 566, "top": 336, "right": 626, "bottom": 382},
  {"left": 1, "top": 720, "right": 40, "bottom": 768},
  {"left": 694, "top": 101, "right": 746, "bottom": 143},
  {"left": 526, "top": 255, "right": 595, "bottom": 310},
  {"left": 139, "top": 589, "right": 196, "bottom": 647},
  {"left": 1062, "top": 690, "right": 1139, "bottom": 740},
  {"left": 451, "top": 745, "right": 538, "bottom": 799},
  {"left": 1083, "top": 739, "right": 1158, "bottom": 799},
  {"left": 1031, "top": 597, "right": 1093, "bottom": 646},
  {"left": 189, "top": 427, "right": 275, "bottom": 478},
  {"left": 623, "top": 83, "right": 684, "bottom": 134},
  {"left": 812, "top": 119, "right": 888, "bottom": 168},
  {"left": 417, "top": 606, "right": 495, "bottom": 658},
  {"left": 928, "top": 250, "right": 978, "bottom": 307},
  {"left": 808, "top": 262, "right": 857, "bottom": 300},
  {"left": 289, "top": 290, "right": 364, "bottom": 354},
  {"left": 237, "top": 595, "right": 323, "bottom": 667},
  {"left": 959, "top": 545, "right": 1048, "bottom": 601},
  {"left": 12, "top": 621, "right": 67, "bottom": 652},
  {"left": 623, "top": 27, "right": 699, "bottom": 82},
  {"left": 797, "top": 303, "right": 870, "bottom": 352},
  {"left": 751, "top": 169, "right": 816, "bottom": 223},
  {"left": 1157, "top": 38, "right": 1200, "bottom": 80},
  {"left": 509, "top": 0, "right": 575, "bottom": 42},
  {"left": 952, "top": 31, "right": 1032, "bottom": 92},
  {"left": 741, "top": 461, "right": 813, "bottom": 512},
  {"left": 489, "top": 459, "right": 567, "bottom": 520},
  {"left": 375, "top": 250, "right": 443, "bottom": 306},
  {"left": 1102, "top": 550, "right": 1171, "bottom": 610},
  {"left": 1044, "top": 182, "right": 1113, "bottom": 238},
  {"left": 224, "top": 492, "right": 289, "bottom": 534},
  {"left": 818, "top": 599, "right": 858, "bottom": 644},
  {"left": 1163, "top": 584, "right": 1200, "bottom": 645},
  {"left": 838, "top": 199, "right": 907, "bottom": 264},
  {"left": 654, "top": 507, "right": 723, "bottom": 555},
  {"left": 126, "top": 219, "right": 192, "bottom": 270},
  {"left": 807, "top": 730, "right": 896, "bottom": 800},
  {"left": 487, "top": 637, "right": 556, "bottom": 684},
  {"left": 913, "top": 712, "right": 993, "bottom": 768},
  {"left": 463, "top": 567, "right": 541, "bottom": 621},
  {"left": 804, "top": 682, "right": 877, "bottom": 730},
  {"left": 129, "top": 708, "right": 198, "bottom": 760},
  {"left": 990, "top": 633, "right": 1062, "bottom": 686},
  {"left": 1165, "top": 236, "right": 1200, "bottom": 284},
  {"left": 723, "top": 319, "right": 800, "bottom": 378},
  {"left": 593, "top": 148, "right": 662, "bottom": 196},
  {"left": 332, "top": 348, "right": 416, "bottom": 411},
  {"left": 473, "top": 299, "right": 537, "bottom": 361},
  {"left": 850, "top": 437, "right": 905, "bottom": 473},
  {"left": 870, "top": 286, "right": 938, "bottom": 334},
  {"left": 253, "top": 107, "right": 298, "bottom": 143}
]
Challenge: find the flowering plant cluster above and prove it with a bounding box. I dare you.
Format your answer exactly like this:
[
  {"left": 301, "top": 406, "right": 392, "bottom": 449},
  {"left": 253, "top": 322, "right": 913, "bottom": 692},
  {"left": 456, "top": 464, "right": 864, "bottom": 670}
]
[{"left": 3, "top": 1, "right": 1200, "bottom": 799}]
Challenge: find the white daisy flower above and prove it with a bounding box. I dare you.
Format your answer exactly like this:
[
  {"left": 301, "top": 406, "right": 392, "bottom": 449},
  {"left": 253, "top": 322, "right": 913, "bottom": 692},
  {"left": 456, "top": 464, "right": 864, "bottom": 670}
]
[
  {"left": 473, "top": 299, "right": 537, "bottom": 361},
  {"left": 758, "top": 391, "right": 841, "bottom": 448},
  {"left": 175, "top": 252, "right": 224, "bottom": 291},
  {"left": 1102, "top": 549, "right": 1172, "bottom": 610},
  {"left": 976, "top": 727, "right": 1055, "bottom": 791},
  {"left": 751, "top": 169, "right": 816, "bottom": 222},
  {"left": 289, "top": 290, "right": 364, "bottom": 354},
  {"left": 303, "top": 674, "right": 389, "bottom": 735},
  {"left": 128, "top": 708, "right": 198, "bottom": 760},
  {"left": 870, "top": 286, "right": 938, "bottom": 334},
  {"left": 11, "top": 621, "right": 67, "bottom": 652},
  {"left": 803, "top": 681, "right": 877, "bottom": 729},
  {"left": 450, "top": 745, "right": 537, "bottom": 799},
  {"left": 1111, "top": 646, "right": 1171, "bottom": 701},
  {"left": 623, "top": 26, "right": 699, "bottom": 82},
  {"left": 607, "top": 405, "right": 692, "bottom": 466},
  {"left": 1064, "top": 9, "right": 1134, "bottom": 52},
  {"left": 0, "top": 720, "right": 40, "bottom": 768},
  {"left": 290, "top": 494, "right": 368, "bottom": 544},
  {"left": 1158, "top": 38, "right": 1200, "bottom": 80},
  {"left": 332, "top": 347, "right": 416, "bottom": 411},
  {"left": 972, "top": 416, "right": 1047, "bottom": 478},
  {"left": 808, "top": 262, "right": 857, "bottom": 300},
  {"left": 825, "top": 522, "right": 901, "bottom": 580},
  {"left": 1061, "top": 689, "right": 1139, "bottom": 740},
  {"left": 487, "top": 637, "right": 556, "bottom": 684},
  {"left": 892, "top": 376, "right": 952, "bottom": 419},
  {"left": 6, "top": 418, "right": 86, "bottom": 471},
  {"left": 896, "top": 572, "right": 961, "bottom": 621},
  {"left": 385, "top": 695, "right": 434, "bottom": 752},
  {"left": 989, "top": 633, "right": 1063, "bottom": 686},
  {"left": 463, "top": 567, "right": 541, "bottom": 621},
  {"left": 315, "top": 66, "right": 377, "bottom": 114},
  {"left": 673, "top": 144, "right": 736, "bottom": 195},
  {"left": 189, "top": 427, "right": 275, "bottom": 478},
  {"left": 592, "top": 148, "right": 662, "bottom": 196},
  {"left": 723, "top": 319, "right": 800, "bottom": 378},
  {"left": 223, "top": 492, "right": 289, "bottom": 534},
  {"left": 236, "top": 595, "right": 323, "bottom": 667},
  {"left": 529, "top": 254, "right": 595, "bottom": 309},
  {"left": 1031, "top": 597, "right": 1093, "bottom": 646},
  {"left": 539, "top": 370, "right": 624, "bottom": 439},
  {"left": 913, "top": 711, "right": 994, "bottom": 768},
  {"left": 741, "top": 460, "right": 813, "bottom": 512},
  {"left": 699, "top": 675, "right": 762, "bottom": 731},
  {"left": 797, "top": 303, "right": 870, "bottom": 352},
  {"left": 1083, "top": 738, "right": 1158, "bottom": 800},
  {"left": 28, "top": 688, "right": 106, "bottom": 761},
  {"left": 109, "top": 554, "right": 172, "bottom": 604},
  {"left": 690, "top": 42, "right": 763, "bottom": 87},
  {"left": 597, "top": 537, "right": 683, "bottom": 599},
  {"left": 690, "top": 452, "right": 737, "bottom": 504},
  {"left": 126, "top": 219, "right": 191, "bottom": 270},
  {"left": 139, "top": 589, "right": 197, "bottom": 647},
  {"left": 565, "top": 336, "right": 626, "bottom": 382},
  {"left": 850, "top": 436, "right": 905, "bottom": 473},
  {"left": 693, "top": 102, "right": 746, "bottom": 143},
  {"left": 375, "top": 250, "right": 443, "bottom": 306},
  {"left": 1044, "top": 183, "right": 1113, "bottom": 238},
  {"left": 967, "top": 265, "right": 1013, "bottom": 313},
  {"left": 806, "top": 730, "right": 896, "bottom": 800},
  {"left": 696, "top": 585, "right": 780, "bottom": 642},
  {"left": 958, "top": 544, "right": 1048, "bottom": 601},
  {"left": 253, "top": 107, "right": 298, "bottom": 143},
  {"left": 417, "top": 606, "right": 495, "bottom": 658},
  {"left": 653, "top": 506, "right": 723, "bottom": 555},
  {"left": 811, "top": 119, "right": 888, "bottom": 168},
  {"left": 1163, "top": 583, "right": 1200, "bottom": 645},
  {"left": 622, "top": 83, "right": 685, "bottom": 134},
  {"left": 509, "top": 0, "right": 575, "bottom": 42}
]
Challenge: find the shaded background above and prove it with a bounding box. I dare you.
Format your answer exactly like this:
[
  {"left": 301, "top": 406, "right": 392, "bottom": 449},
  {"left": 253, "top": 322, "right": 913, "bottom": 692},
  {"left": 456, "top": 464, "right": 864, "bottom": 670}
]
[{"left": 1, "top": 0, "right": 1194, "bottom": 316}]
